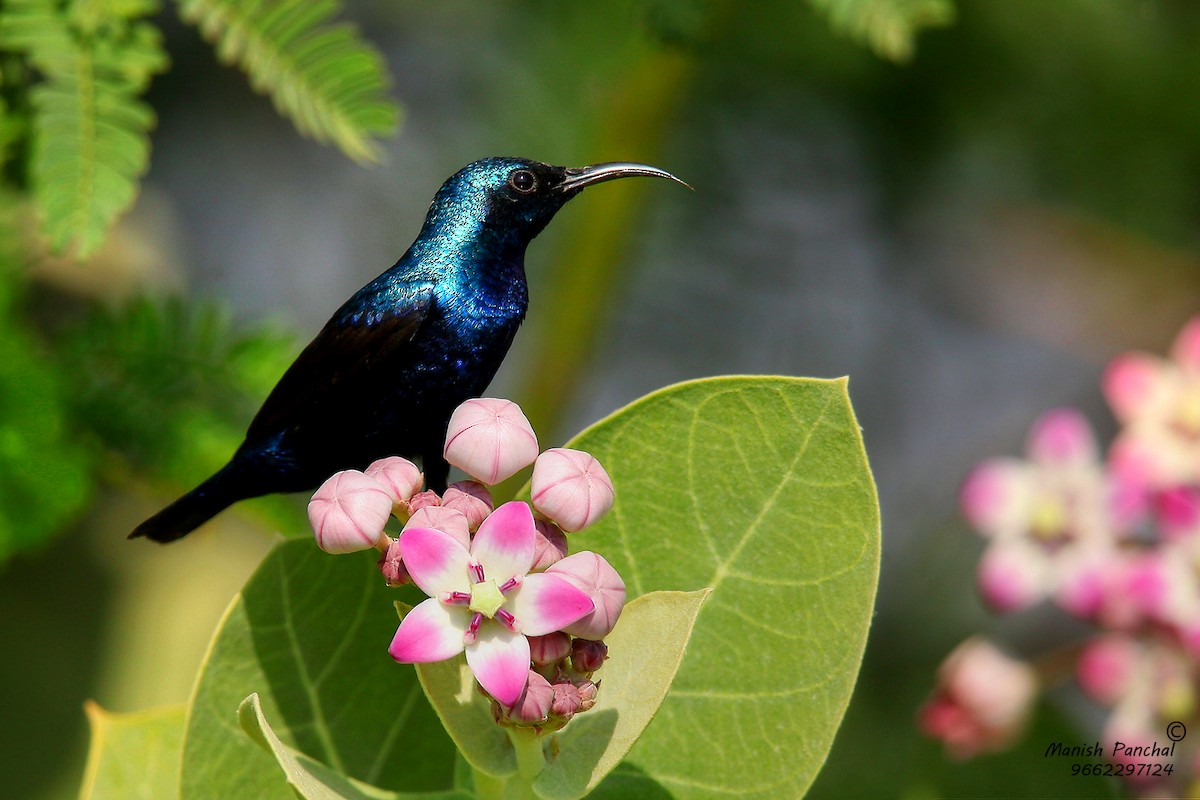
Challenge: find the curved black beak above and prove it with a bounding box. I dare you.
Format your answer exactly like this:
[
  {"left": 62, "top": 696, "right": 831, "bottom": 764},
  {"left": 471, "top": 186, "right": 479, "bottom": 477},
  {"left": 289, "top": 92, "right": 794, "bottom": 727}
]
[{"left": 556, "top": 162, "right": 692, "bottom": 193}]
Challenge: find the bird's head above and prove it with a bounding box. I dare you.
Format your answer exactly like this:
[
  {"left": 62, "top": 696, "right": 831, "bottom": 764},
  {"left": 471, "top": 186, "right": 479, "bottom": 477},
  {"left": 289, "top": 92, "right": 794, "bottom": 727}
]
[{"left": 425, "top": 157, "right": 689, "bottom": 249}]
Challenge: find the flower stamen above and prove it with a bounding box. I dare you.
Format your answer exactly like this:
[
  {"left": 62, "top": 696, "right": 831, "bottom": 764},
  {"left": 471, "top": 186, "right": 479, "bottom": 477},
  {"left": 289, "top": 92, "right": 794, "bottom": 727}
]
[{"left": 463, "top": 612, "right": 484, "bottom": 644}]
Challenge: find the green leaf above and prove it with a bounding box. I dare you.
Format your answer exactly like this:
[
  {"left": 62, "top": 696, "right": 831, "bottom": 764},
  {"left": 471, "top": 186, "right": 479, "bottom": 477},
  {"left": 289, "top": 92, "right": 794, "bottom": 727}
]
[
  {"left": 238, "top": 693, "right": 472, "bottom": 800},
  {"left": 807, "top": 0, "right": 954, "bottom": 62},
  {"left": 551, "top": 376, "right": 880, "bottom": 799},
  {"left": 0, "top": 0, "right": 168, "bottom": 257},
  {"left": 533, "top": 590, "right": 710, "bottom": 800},
  {"left": 173, "top": 0, "right": 400, "bottom": 163},
  {"left": 415, "top": 657, "right": 516, "bottom": 780},
  {"left": 180, "top": 539, "right": 458, "bottom": 799},
  {"left": 79, "top": 702, "right": 186, "bottom": 800}
]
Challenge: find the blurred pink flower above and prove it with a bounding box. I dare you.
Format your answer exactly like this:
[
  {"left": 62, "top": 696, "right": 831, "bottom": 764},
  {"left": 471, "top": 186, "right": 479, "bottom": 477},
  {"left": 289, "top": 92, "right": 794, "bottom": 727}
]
[
  {"left": 1105, "top": 317, "right": 1200, "bottom": 492},
  {"left": 961, "top": 409, "right": 1124, "bottom": 614},
  {"left": 918, "top": 638, "right": 1038, "bottom": 760}
]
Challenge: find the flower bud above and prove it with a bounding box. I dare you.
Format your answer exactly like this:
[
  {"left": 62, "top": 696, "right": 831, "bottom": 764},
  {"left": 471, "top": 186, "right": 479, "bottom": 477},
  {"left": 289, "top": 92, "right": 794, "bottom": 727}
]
[
  {"left": 547, "top": 552, "right": 626, "bottom": 639},
  {"left": 364, "top": 456, "right": 423, "bottom": 507},
  {"left": 308, "top": 470, "right": 393, "bottom": 554},
  {"left": 918, "top": 638, "right": 1037, "bottom": 760},
  {"left": 531, "top": 448, "right": 614, "bottom": 532},
  {"left": 443, "top": 398, "right": 539, "bottom": 484},
  {"left": 378, "top": 538, "right": 410, "bottom": 586},
  {"left": 571, "top": 638, "right": 608, "bottom": 674},
  {"left": 528, "top": 632, "right": 572, "bottom": 666},
  {"left": 550, "top": 681, "right": 582, "bottom": 721},
  {"left": 403, "top": 506, "right": 470, "bottom": 549},
  {"left": 530, "top": 518, "right": 568, "bottom": 571},
  {"left": 441, "top": 481, "right": 494, "bottom": 530},
  {"left": 506, "top": 670, "right": 554, "bottom": 725},
  {"left": 575, "top": 680, "right": 598, "bottom": 712},
  {"left": 407, "top": 490, "right": 441, "bottom": 513}
]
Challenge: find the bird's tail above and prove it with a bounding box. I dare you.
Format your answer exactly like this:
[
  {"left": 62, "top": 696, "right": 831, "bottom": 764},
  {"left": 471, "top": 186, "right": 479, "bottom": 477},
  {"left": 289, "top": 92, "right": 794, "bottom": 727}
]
[{"left": 129, "top": 462, "right": 256, "bottom": 543}]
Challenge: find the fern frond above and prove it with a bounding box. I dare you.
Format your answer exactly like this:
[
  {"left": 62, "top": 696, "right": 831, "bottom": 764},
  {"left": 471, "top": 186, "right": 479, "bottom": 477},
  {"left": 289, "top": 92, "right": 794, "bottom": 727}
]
[
  {"left": 54, "top": 297, "right": 297, "bottom": 480},
  {"left": 174, "top": 0, "right": 400, "bottom": 164},
  {"left": 808, "top": 0, "right": 954, "bottom": 62},
  {"left": 0, "top": 0, "right": 168, "bottom": 258}
]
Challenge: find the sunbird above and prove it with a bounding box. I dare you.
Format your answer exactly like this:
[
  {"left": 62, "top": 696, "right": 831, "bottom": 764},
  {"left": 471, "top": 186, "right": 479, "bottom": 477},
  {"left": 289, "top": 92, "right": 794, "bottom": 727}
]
[{"left": 132, "top": 157, "right": 687, "bottom": 543}]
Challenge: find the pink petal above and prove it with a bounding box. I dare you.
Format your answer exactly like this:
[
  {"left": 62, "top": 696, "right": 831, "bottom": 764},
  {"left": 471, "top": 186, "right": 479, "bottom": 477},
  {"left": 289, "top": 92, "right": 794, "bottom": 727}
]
[
  {"left": 1076, "top": 634, "right": 1138, "bottom": 704},
  {"left": 471, "top": 501, "right": 536, "bottom": 582},
  {"left": 1054, "top": 557, "right": 1109, "bottom": 620},
  {"left": 958, "top": 459, "right": 1026, "bottom": 534},
  {"left": 507, "top": 573, "right": 595, "bottom": 636},
  {"left": 465, "top": 625, "right": 531, "bottom": 706},
  {"left": 976, "top": 542, "right": 1047, "bottom": 613},
  {"left": 1171, "top": 316, "right": 1200, "bottom": 372},
  {"left": 1103, "top": 354, "right": 1162, "bottom": 422},
  {"left": 399, "top": 527, "right": 472, "bottom": 596},
  {"left": 1156, "top": 486, "right": 1200, "bottom": 538},
  {"left": 443, "top": 398, "right": 539, "bottom": 484},
  {"left": 530, "top": 448, "right": 615, "bottom": 532},
  {"left": 1026, "top": 408, "right": 1096, "bottom": 464},
  {"left": 388, "top": 598, "right": 469, "bottom": 663}
]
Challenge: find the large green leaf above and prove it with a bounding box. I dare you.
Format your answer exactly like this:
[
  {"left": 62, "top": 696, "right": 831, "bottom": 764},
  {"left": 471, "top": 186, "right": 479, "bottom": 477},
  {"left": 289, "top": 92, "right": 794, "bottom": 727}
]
[
  {"left": 533, "top": 590, "right": 710, "bottom": 800},
  {"left": 79, "top": 702, "right": 186, "bottom": 800},
  {"left": 180, "top": 539, "right": 458, "bottom": 799},
  {"left": 554, "top": 376, "right": 880, "bottom": 799}
]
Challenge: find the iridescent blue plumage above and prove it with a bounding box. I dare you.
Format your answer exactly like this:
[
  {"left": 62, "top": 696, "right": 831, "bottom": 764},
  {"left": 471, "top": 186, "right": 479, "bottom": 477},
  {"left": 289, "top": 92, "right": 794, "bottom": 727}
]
[{"left": 131, "top": 157, "right": 686, "bottom": 542}]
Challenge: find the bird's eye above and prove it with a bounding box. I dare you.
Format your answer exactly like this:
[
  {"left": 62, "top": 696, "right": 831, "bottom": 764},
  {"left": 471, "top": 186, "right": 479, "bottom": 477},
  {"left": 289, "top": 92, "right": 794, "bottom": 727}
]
[{"left": 508, "top": 169, "right": 537, "bottom": 194}]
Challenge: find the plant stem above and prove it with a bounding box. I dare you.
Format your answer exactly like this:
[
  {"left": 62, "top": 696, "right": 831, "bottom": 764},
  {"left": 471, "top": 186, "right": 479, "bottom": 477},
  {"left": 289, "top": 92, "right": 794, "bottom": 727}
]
[
  {"left": 505, "top": 728, "right": 546, "bottom": 798},
  {"left": 471, "top": 768, "right": 505, "bottom": 800}
]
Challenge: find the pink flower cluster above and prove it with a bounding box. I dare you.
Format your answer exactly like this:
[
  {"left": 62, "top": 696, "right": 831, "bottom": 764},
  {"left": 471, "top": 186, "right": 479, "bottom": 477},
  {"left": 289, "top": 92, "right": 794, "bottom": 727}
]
[
  {"left": 922, "top": 318, "right": 1200, "bottom": 796},
  {"left": 307, "top": 398, "right": 623, "bottom": 729}
]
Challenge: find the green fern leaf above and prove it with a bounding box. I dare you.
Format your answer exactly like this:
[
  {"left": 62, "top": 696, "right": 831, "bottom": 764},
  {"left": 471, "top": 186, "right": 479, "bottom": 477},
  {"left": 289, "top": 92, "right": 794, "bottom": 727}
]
[
  {"left": 0, "top": 0, "right": 168, "bottom": 258},
  {"left": 808, "top": 0, "right": 954, "bottom": 62},
  {"left": 174, "top": 0, "right": 400, "bottom": 163}
]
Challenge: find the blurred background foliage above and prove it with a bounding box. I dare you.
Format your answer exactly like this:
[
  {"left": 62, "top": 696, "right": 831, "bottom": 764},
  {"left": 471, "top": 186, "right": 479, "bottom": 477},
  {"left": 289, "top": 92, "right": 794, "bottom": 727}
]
[{"left": 3, "top": 0, "right": 1198, "bottom": 797}]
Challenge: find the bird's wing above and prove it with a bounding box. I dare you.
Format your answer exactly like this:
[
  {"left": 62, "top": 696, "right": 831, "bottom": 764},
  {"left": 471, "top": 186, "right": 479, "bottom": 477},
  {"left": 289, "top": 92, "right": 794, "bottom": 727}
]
[{"left": 242, "top": 280, "right": 436, "bottom": 446}]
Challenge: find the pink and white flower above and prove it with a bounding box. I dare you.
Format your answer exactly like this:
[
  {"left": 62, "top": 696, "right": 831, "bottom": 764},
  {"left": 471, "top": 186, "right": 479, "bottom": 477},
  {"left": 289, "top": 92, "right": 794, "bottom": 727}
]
[
  {"left": 388, "top": 501, "right": 595, "bottom": 706},
  {"left": 960, "top": 408, "right": 1124, "bottom": 615},
  {"left": 1105, "top": 316, "right": 1200, "bottom": 491}
]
